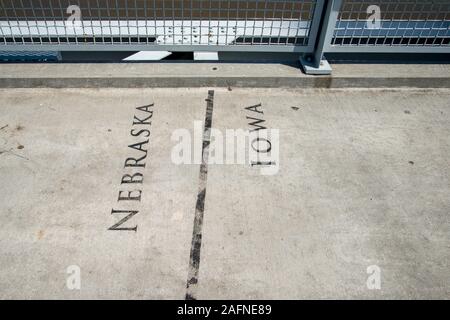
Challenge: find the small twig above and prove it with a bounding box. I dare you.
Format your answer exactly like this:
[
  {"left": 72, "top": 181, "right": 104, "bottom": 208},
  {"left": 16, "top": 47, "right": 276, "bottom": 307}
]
[{"left": 0, "top": 148, "right": 30, "bottom": 161}]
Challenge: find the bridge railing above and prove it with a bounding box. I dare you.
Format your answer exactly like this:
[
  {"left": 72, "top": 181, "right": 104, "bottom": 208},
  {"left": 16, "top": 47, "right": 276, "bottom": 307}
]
[{"left": 0, "top": 1, "right": 449, "bottom": 72}]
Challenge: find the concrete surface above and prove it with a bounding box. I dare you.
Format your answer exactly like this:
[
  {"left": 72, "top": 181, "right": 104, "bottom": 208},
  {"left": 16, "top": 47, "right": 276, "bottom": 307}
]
[
  {"left": 0, "top": 87, "right": 449, "bottom": 299},
  {"left": 0, "top": 63, "right": 450, "bottom": 88}
]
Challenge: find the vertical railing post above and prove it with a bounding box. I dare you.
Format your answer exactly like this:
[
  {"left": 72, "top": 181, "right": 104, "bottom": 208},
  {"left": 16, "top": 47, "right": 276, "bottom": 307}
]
[{"left": 300, "top": 0, "right": 343, "bottom": 75}]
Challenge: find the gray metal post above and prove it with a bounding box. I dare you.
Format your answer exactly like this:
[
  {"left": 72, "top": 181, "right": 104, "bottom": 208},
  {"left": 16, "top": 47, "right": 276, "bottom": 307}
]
[{"left": 300, "top": 0, "right": 343, "bottom": 75}]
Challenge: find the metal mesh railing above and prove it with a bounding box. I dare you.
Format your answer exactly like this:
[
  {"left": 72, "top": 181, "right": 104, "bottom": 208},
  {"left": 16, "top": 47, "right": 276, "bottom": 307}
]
[
  {"left": 331, "top": 0, "right": 450, "bottom": 48},
  {"left": 0, "top": 0, "right": 319, "bottom": 48},
  {"left": 2, "top": 0, "right": 449, "bottom": 57}
]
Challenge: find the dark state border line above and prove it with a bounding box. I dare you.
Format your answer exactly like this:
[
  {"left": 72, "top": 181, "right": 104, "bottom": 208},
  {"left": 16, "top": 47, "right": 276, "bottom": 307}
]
[{"left": 185, "top": 90, "right": 214, "bottom": 300}]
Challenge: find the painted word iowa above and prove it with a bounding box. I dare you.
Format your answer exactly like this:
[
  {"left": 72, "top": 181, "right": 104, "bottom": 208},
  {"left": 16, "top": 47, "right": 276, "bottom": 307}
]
[{"left": 108, "top": 103, "right": 154, "bottom": 232}]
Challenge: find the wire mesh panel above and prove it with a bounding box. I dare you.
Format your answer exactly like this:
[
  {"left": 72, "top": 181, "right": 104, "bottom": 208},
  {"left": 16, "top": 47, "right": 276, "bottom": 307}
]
[
  {"left": 330, "top": 0, "right": 450, "bottom": 51},
  {"left": 0, "top": 0, "right": 320, "bottom": 51},
  {"left": 0, "top": 50, "right": 61, "bottom": 61}
]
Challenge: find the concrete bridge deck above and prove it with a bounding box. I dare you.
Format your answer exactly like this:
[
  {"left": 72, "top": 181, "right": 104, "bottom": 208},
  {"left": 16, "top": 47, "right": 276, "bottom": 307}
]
[{"left": 0, "top": 87, "right": 448, "bottom": 299}]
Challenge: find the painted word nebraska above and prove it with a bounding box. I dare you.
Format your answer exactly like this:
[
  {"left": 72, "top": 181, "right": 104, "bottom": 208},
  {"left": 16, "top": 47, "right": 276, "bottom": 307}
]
[{"left": 108, "top": 103, "right": 154, "bottom": 232}]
